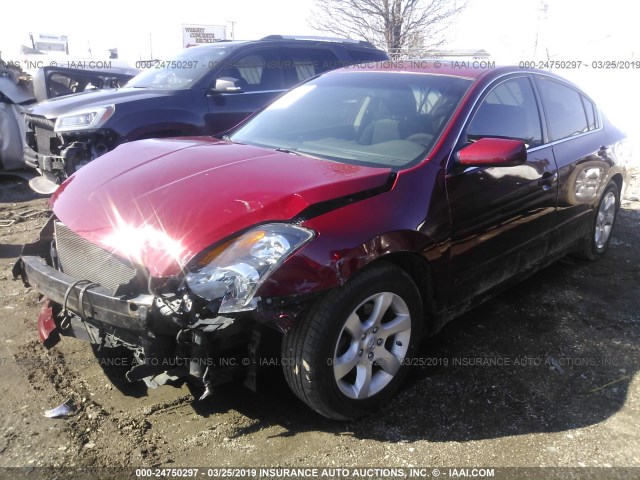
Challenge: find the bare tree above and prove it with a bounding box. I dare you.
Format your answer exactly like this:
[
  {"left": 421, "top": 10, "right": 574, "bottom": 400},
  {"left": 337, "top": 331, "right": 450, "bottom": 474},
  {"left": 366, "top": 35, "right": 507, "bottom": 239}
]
[{"left": 310, "top": 0, "right": 468, "bottom": 58}]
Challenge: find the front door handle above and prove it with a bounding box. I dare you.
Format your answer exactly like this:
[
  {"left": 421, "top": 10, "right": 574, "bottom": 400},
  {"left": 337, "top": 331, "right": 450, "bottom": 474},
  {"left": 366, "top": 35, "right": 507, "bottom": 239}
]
[{"left": 538, "top": 170, "right": 558, "bottom": 189}]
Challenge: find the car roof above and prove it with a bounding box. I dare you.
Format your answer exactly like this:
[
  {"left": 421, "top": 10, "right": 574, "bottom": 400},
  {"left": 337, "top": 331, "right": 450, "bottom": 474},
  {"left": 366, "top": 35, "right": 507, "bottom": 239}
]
[
  {"left": 339, "top": 61, "right": 580, "bottom": 85},
  {"left": 187, "top": 36, "right": 383, "bottom": 51},
  {"left": 342, "top": 60, "right": 508, "bottom": 79}
]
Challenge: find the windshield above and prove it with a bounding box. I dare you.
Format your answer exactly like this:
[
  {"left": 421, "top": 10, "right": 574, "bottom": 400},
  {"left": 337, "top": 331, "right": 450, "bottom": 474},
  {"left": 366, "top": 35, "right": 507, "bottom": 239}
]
[
  {"left": 126, "top": 43, "right": 241, "bottom": 90},
  {"left": 229, "top": 71, "right": 472, "bottom": 169}
]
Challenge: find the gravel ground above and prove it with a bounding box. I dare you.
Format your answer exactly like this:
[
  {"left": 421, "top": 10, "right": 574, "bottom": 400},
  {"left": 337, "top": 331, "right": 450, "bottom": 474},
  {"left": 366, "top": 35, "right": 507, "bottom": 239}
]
[{"left": 0, "top": 171, "right": 638, "bottom": 478}]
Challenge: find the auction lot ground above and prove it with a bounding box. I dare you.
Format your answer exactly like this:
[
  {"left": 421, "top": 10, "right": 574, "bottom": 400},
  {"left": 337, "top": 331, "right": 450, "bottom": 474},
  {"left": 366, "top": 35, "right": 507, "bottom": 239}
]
[{"left": 0, "top": 172, "right": 638, "bottom": 473}]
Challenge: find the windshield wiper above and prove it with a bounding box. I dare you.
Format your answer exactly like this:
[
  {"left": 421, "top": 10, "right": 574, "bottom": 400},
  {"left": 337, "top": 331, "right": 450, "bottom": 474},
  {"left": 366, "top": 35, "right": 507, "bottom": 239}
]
[{"left": 275, "top": 147, "right": 301, "bottom": 156}]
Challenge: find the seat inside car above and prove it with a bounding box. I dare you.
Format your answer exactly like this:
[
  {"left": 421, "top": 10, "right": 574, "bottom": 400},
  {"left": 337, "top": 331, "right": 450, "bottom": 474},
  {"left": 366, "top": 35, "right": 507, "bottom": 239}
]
[{"left": 358, "top": 88, "right": 420, "bottom": 144}]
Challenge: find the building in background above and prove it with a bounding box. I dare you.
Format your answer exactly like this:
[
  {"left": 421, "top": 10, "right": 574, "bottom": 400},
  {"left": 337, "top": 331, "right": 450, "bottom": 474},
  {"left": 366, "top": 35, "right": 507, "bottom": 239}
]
[
  {"left": 29, "top": 33, "right": 69, "bottom": 54},
  {"left": 182, "top": 24, "right": 226, "bottom": 48}
]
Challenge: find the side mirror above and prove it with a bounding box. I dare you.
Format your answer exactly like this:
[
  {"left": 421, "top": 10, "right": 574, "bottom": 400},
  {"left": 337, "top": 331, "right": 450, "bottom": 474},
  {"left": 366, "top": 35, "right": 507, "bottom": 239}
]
[
  {"left": 210, "top": 77, "right": 244, "bottom": 94},
  {"left": 457, "top": 137, "right": 527, "bottom": 167}
]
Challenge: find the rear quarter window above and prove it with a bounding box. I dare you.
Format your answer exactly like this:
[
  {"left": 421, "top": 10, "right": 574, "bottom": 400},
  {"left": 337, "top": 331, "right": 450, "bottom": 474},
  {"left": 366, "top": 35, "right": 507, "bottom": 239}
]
[{"left": 582, "top": 95, "right": 598, "bottom": 130}]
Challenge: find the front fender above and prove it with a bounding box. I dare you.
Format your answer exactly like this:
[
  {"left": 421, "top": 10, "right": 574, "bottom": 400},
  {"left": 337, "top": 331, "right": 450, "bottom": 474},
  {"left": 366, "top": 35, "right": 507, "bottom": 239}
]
[
  {"left": 256, "top": 162, "right": 451, "bottom": 299},
  {"left": 257, "top": 229, "right": 439, "bottom": 299},
  {"left": 122, "top": 110, "right": 205, "bottom": 140}
]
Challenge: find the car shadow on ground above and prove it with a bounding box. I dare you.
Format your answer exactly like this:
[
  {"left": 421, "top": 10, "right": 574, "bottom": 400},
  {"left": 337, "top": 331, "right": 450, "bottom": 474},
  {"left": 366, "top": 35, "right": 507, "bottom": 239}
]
[
  {"left": 182, "top": 248, "right": 638, "bottom": 442},
  {"left": 0, "top": 243, "right": 24, "bottom": 259},
  {"left": 0, "top": 176, "right": 46, "bottom": 203}
]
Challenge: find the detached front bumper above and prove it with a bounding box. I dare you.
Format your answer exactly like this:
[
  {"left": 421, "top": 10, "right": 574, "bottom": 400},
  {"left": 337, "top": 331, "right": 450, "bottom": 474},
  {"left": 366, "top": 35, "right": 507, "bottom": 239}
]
[
  {"left": 16, "top": 255, "right": 154, "bottom": 334},
  {"left": 23, "top": 145, "right": 70, "bottom": 194},
  {"left": 23, "top": 145, "right": 56, "bottom": 170},
  {"left": 24, "top": 146, "right": 67, "bottom": 174}
]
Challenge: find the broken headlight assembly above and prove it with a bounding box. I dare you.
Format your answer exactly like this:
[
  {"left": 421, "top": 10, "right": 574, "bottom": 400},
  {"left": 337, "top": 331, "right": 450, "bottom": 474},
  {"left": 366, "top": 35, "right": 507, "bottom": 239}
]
[
  {"left": 54, "top": 105, "right": 115, "bottom": 132},
  {"left": 185, "top": 224, "right": 315, "bottom": 313}
]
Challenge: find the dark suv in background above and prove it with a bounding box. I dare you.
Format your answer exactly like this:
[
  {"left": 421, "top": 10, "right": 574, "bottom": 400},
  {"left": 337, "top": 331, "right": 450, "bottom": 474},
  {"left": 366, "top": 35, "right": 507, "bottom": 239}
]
[{"left": 24, "top": 35, "right": 388, "bottom": 192}]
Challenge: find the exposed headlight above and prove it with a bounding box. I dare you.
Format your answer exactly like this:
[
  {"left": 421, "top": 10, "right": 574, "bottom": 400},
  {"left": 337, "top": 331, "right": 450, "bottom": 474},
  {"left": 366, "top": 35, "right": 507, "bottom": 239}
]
[
  {"left": 54, "top": 105, "right": 115, "bottom": 132},
  {"left": 186, "top": 224, "right": 315, "bottom": 313}
]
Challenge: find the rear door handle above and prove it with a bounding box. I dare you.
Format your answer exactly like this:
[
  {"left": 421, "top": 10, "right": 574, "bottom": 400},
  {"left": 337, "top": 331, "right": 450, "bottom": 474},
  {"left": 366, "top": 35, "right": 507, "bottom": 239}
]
[{"left": 538, "top": 171, "right": 558, "bottom": 189}]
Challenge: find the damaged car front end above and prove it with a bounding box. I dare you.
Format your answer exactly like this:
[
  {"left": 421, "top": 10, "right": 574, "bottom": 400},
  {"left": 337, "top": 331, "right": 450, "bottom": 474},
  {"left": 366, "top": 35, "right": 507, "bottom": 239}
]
[
  {"left": 6, "top": 63, "right": 136, "bottom": 178},
  {"left": 14, "top": 215, "right": 315, "bottom": 394},
  {"left": 22, "top": 65, "right": 138, "bottom": 190},
  {"left": 24, "top": 103, "right": 119, "bottom": 188},
  {"left": 13, "top": 129, "right": 397, "bottom": 404}
]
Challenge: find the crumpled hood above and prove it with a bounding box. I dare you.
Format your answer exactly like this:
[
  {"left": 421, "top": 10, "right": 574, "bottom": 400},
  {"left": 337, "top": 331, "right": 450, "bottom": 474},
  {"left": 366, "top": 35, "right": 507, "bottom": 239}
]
[{"left": 51, "top": 137, "right": 392, "bottom": 277}]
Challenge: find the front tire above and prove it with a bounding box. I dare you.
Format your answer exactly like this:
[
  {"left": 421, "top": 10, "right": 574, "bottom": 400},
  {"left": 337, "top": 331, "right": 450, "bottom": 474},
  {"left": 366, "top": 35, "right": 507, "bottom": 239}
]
[
  {"left": 576, "top": 180, "right": 620, "bottom": 260},
  {"left": 282, "top": 262, "right": 423, "bottom": 420}
]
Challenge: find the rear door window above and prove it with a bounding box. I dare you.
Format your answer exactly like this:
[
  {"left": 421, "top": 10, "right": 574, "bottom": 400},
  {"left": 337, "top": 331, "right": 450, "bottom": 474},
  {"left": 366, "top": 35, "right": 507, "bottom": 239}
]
[
  {"left": 535, "top": 77, "right": 590, "bottom": 141},
  {"left": 283, "top": 48, "right": 342, "bottom": 87}
]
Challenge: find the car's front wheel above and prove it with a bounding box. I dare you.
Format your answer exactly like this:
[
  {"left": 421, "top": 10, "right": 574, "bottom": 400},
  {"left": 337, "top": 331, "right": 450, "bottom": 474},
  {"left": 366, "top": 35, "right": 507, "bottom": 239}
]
[{"left": 282, "top": 262, "right": 423, "bottom": 420}]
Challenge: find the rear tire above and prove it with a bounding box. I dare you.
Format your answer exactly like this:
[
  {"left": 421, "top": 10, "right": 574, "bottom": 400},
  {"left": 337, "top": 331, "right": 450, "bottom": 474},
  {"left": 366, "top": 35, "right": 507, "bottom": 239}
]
[
  {"left": 576, "top": 180, "right": 620, "bottom": 260},
  {"left": 281, "top": 262, "right": 423, "bottom": 420}
]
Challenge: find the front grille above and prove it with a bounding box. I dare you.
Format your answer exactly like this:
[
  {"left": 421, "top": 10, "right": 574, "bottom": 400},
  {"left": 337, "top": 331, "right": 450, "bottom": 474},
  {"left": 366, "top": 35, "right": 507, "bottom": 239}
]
[{"left": 54, "top": 222, "right": 137, "bottom": 294}]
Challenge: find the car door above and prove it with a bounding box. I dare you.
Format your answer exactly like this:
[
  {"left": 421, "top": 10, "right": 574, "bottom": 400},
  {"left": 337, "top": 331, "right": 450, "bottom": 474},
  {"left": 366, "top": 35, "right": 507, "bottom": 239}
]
[
  {"left": 445, "top": 75, "right": 558, "bottom": 306},
  {"left": 533, "top": 75, "right": 610, "bottom": 253},
  {"left": 206, "top": 48, "right": 286, "bottom": 134}
]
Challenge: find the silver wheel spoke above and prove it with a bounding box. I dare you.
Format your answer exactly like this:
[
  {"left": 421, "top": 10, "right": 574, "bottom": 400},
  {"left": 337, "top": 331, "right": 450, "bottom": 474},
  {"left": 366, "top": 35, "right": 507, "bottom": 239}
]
[
  {"left": 334, "top": 343, "right": 360, "bottom": 380},
  {"left": 343, "top": 312, "right": 364, "bottom": 338},
  {"left": 604, "top": 212, "right": 615, "bottom": 225},
  {"left": 354, "top": 363, "right": 372, "bottom": 399},
  {"left": 379, "top": 313, "right": 411, "bottom": 338},
  {"left": 375, "top": 348, "right": 402, "bottom": 376},
  {"left": 368, "top": 292, "right": 393, "bottom": 328},
  {"left": 603, "top": 194, "right": 615, "bottom": 213},
  {"left": 595, "top": 214, "right": 604, "bottom": 247}
]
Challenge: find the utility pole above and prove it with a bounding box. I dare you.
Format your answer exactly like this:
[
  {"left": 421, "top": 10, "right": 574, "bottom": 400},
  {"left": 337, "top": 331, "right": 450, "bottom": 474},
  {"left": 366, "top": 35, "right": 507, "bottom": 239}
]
[
  {"left": 533, "top": 0, "right": 548, "bottom": 58},
  {"left": 227, "top": 20, "right": 237, "bottom": 40}
]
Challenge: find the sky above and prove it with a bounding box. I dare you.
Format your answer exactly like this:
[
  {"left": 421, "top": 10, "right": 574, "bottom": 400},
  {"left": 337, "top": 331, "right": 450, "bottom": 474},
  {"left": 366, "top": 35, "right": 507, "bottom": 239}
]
[
  {"left": 1, "top": 0, "right": 638, "bottom": 148},
  {"left": 1, "top": 0, "right": 637, "bottom": 61}
]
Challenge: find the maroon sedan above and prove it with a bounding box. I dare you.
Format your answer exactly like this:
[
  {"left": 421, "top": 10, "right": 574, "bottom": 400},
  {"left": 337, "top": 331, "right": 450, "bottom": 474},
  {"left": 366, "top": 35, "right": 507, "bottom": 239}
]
[{"left": 14, "top": 62, "right": 630, "bottom": 420}]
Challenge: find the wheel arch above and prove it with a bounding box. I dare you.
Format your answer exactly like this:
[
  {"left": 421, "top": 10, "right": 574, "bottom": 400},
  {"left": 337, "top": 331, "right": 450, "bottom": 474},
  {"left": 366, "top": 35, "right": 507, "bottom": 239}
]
[
  {"left": 259, "top": 231, "right": 443, "bottom": 336},
  {"left": 371, "top": 252, "right": 437, "bottom": 335},
  {"left": 609, "top": 172, "right": 624, "bottom": 199}
]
